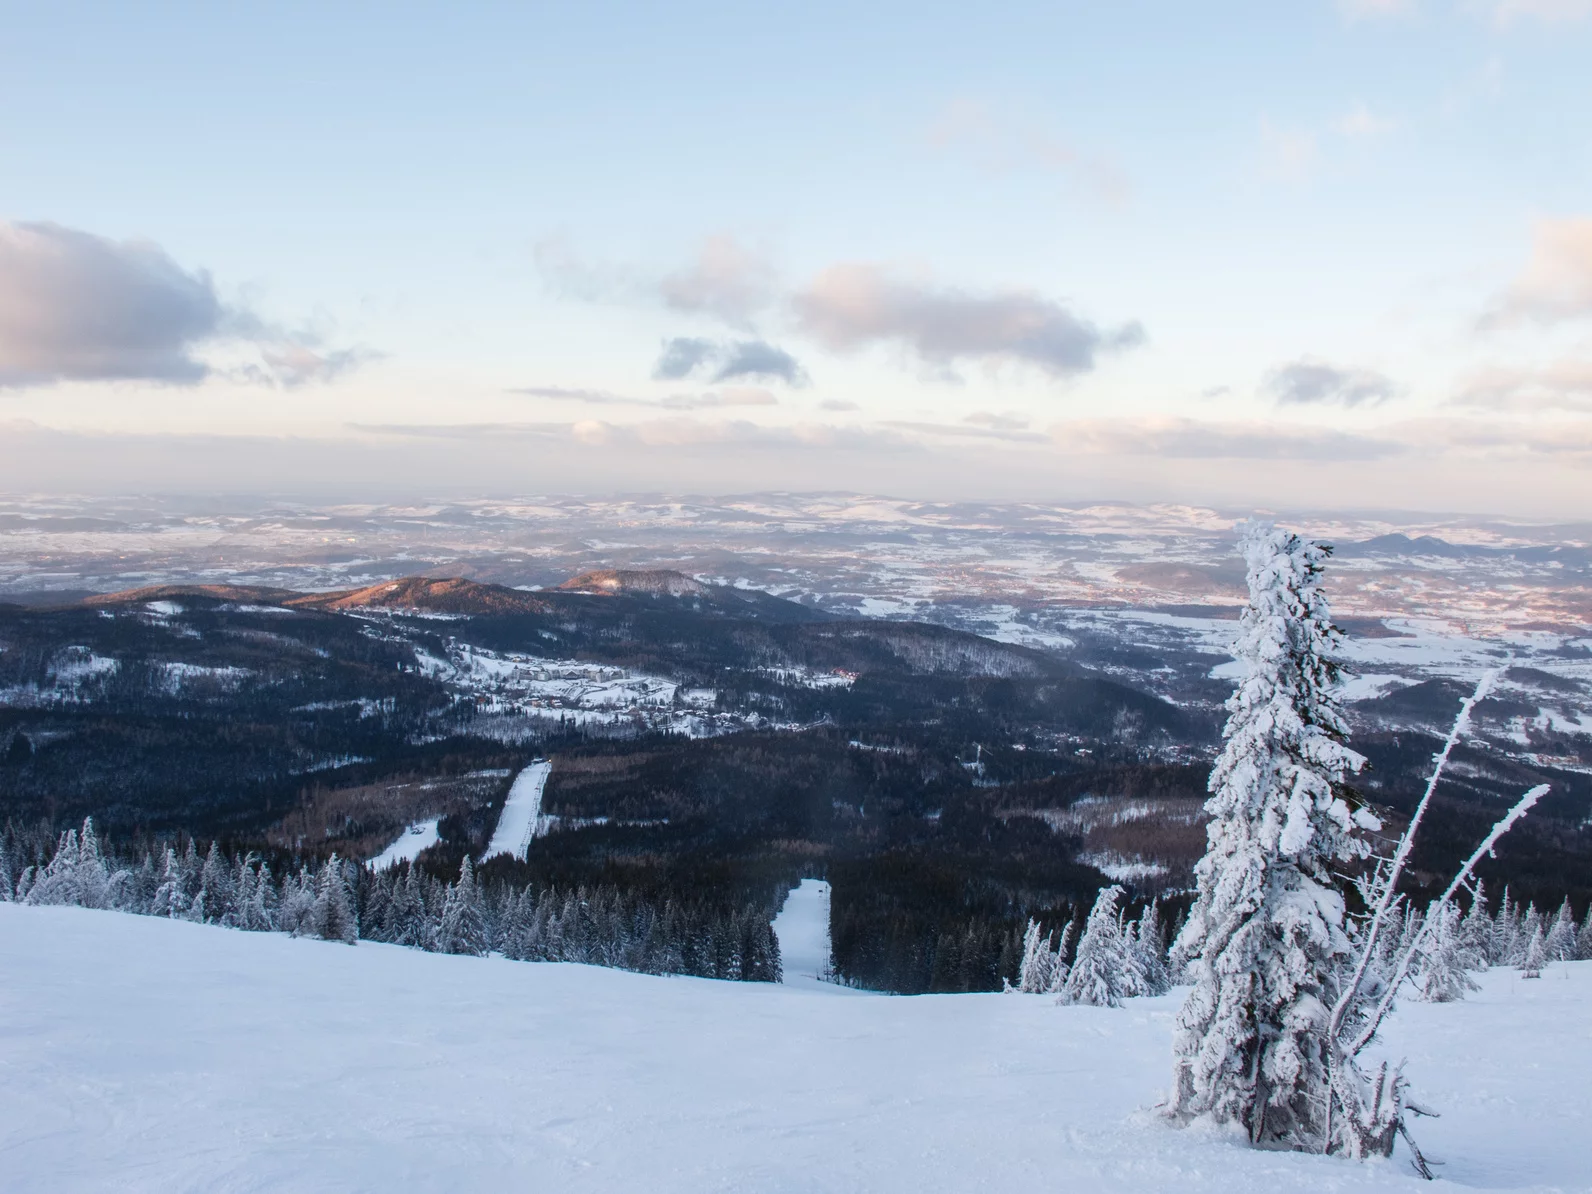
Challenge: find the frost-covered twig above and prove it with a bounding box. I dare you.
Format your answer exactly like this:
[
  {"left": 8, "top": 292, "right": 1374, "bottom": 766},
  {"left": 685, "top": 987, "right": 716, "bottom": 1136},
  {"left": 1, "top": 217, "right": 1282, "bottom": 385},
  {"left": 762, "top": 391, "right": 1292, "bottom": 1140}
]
[
  {"left": 1326, "top": 668, "right": 1499, "bottom": 1047},
  {"left": 1347, "top": 782, "right": 1548, "bottom": 1058}
]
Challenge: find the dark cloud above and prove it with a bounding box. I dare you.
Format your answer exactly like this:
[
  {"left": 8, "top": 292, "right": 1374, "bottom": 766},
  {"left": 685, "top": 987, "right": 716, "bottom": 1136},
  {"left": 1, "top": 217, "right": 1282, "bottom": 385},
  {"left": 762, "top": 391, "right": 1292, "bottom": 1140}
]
[
  {"left": 0, "top": 220, "right": 222, "bottom": 386},
  {"left": 713, "top": 340, "right": 808, "bottom": 385},
  {"left": 0, "top": 220, "right": 368, "bottom": 390},
  {"left": 791, "top": 263, "right": 1143, "bottom": 380},
  {"left": 1262, "top": 359, "right": 1398, "bottom": 407},
  {"left": 652, "top": 337, "right": 719, "bottom": 381},
  {"left": 652, "top": 337, "right": 809, "bottom": 385}
]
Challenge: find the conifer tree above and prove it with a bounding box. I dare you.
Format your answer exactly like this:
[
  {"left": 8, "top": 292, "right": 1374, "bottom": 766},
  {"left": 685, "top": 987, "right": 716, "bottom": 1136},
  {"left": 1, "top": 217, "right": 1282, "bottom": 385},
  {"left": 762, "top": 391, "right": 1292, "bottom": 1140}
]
[
  {"left": 437, "top": 856, "right": 487, "bottom": 956},
  {"left": 1412, "top": 900, "right": 1478, "bottom": 1003},
  {"left": 1519, "top": 925, "right": 1547, "bottom": 978},
  {"left": 310, "top": 855, "right": 358, "bottom": 944},
  {"left": 1132, "top": 901, "right": 1171, "bottom": 996},
  {"left": 1543, "top": 898, "right": 1577, "bottom": 961},
  {"left": 1060, "top": 885, "right": 1140, "bottom": 1007},
  {"left": 1169, "top": 523, "right": 1374, "bottom": 1147},
  {"left": 1458, "top": 883, "right": 1493, "bottom": 966}
]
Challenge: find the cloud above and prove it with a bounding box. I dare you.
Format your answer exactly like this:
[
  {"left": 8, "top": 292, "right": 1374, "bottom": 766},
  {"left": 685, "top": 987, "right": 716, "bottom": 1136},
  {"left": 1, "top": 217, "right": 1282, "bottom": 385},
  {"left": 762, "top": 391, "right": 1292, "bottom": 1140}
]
[
  {"left": 508, "top": 381, "right": 778, "bottom": 411},
  {"left": 1052, "top": 417, "right": 1405, "bottom": 461},
  {"left": 1493, "top": 0, "right": 1592, "bottom": 24},
  {"left": 658, "top": 235, "right": 777, "bottom": 326},
  {"left": 659, "top": 387, "right": 779, "bottom": 410},
  {"left": 791, "top": 263, "right": 1144, "bottom": 380},
  {"left": 0, "top": 220, "right": 368, "bottom": 390},
  {"left": 651, "top": 337, "right": 718, "bottom": 381},
  {"left": 1338, "top": 0, "right": 1417, "bottom": 19},
  {"left": 962, "top": 412, "right": 1031, "bottom": 432},
  {"left": 1334, "top": 101, "right": 1395, "bottom": 138},
  {"left": 927, "top": 98, "right": 1130, "bottom": 206},
  {"left": 507, "top": 384, "right": 650, "bottom": 406},
  {"left": 1451, "top": 359, "right": 1592, "bottom": 412},
  {"left": 1259, "top": 119, "right": 1318, "bottom": 183},
  {"left": 0, "top": 220, "right": 221, "bottom": 386},
  {"left": 819, "top": 399, "right": 860, "bottom": 412},
  {"left": 1262, "top": 359, "right": 1399, "bottom": 407},
  {"left": 359, "top": 416, "right": 909, "bottom": 453},
  {"left": 652, "top": 336, "right": 809, "bottom": 385},
  {"left": 883, "top": 418, "right": 1048, "bottom": 444},
  {"left": 1481, "top": 218, "right": 1592, "bottom": 327}
]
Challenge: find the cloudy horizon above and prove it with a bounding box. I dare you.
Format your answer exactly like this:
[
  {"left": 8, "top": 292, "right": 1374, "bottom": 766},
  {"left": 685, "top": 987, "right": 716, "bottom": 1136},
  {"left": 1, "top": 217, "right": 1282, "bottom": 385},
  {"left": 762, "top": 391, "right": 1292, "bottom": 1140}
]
[{"left": 2, "top": 2, "right": 1589, "bottom": 518}]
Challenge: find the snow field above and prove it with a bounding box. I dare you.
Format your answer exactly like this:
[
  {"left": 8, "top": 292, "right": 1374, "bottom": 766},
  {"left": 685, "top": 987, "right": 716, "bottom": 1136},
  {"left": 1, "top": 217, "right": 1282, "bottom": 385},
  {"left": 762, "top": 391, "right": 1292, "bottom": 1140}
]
[
  {"left": 2, "top": 904, "right": 1588, "bottom": 1194},
  {"left": 481, "top": 759, "right": 551, "bottom": 861}
]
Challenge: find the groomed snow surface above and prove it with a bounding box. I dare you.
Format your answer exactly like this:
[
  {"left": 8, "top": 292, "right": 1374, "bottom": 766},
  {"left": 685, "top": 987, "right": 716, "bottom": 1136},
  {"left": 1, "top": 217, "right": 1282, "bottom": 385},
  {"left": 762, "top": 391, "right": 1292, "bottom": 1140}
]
[
  {"left": 480, "top": 759, "right": 551, "bottom": 861},
  {"left": 2, "top": 905, "right": 1587, "bottom": 1193}
]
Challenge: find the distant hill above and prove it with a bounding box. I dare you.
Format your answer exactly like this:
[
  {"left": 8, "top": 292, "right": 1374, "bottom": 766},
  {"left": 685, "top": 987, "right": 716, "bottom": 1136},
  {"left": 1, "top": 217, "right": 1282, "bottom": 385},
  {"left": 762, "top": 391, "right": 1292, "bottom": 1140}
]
[{"left": 287, "top": 576, "right": 551, "bottom": 616}]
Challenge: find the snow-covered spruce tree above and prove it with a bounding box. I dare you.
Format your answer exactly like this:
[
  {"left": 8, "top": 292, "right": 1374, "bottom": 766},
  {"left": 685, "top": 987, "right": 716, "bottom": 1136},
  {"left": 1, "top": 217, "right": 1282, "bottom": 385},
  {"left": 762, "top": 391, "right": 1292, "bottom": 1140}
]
[
  {"left": 308, "top": 854, "right": 358, "bottom": 944},
  {"left": 1578, "top": 906, "right": 1592, "bottom": 962},
  {"left": 1169, "top": 522, "right": 1375, "bottom": 1148},
  {"left": 1458, "top": 883, "right": 1494, "bottom": 967},
  {"left": 1132, "top": 901, "right": 1171, "bottom": 997},
  {"left": 1060, "top": 885, "right": 1141, "bottom": 1007},
  {"left": 1519, "top": 926, "right": 1547, "bottom": 979},
  {"left": 1411, "top": 900, "right": 1478, "bottom": 1004},
  {"left": 1016, "top": 918, "right": 1060, "bottom": 994},
  {"left": 1543, "top": 899, "right": 1578, "bottom": 962},
  {"left": 437, "top": 855, "right": 488, "bottom": 956}
]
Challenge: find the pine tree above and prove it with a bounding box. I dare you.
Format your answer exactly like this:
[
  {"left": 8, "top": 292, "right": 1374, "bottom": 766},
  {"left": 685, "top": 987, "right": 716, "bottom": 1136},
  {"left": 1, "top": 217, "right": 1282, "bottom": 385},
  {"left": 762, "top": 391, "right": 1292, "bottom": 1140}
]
[
  {"left": 1169, "top": 523, "right": 1373, "bottom": 1148},
  {"left": 437, "top": 856, "right": 487, "bottom": 956},
  {"left": 1412, "top": 900, "right": 1478, "bottom": 1003},
  {"left": 198, "top": 843, "right": 234, "bottom": 926},
  {"left": 1458, "top": 883, "right": 1493, "bottom": 967},
  {"left": 1016, "top": 918, "right": 1057, "bottom": 993},
  {"left": 1578, "top": 906, "right": 1592, "bottom": 962},
  {"left": 1543, "top": 898, "right": 1578, "bottom": 962},
  {"left": 1519, "top": 925, "right": 1547, "bottom": 978},
  {"left": 1132, "top": 901, "right": 1171, "bottom": 996},
  {"left": 310, "top": 855, "right": 358, "bottom": 944},
  {"left": 1492, "top": 887, "right": 1520, "bottom": 965},
  {"left": 150, "top": 847, "right": 183, "bottom": 918},
  {"left": 1060, "top": 885, "right": 1140, "bottom": 1007}
]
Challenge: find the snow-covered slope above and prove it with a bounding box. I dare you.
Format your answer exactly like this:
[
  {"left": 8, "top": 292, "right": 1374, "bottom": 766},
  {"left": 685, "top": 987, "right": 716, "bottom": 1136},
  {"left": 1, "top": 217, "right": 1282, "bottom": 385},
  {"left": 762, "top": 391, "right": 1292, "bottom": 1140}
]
[{"left": 1, "top": 904, "right": 1586, "bottom": 1194}]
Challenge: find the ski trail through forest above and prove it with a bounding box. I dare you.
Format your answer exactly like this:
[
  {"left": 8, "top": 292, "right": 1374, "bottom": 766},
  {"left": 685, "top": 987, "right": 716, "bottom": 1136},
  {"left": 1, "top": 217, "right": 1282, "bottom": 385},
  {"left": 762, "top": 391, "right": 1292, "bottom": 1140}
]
[
  {"left": 772, "top": 878, "right": 849, "bottom": 991},
  {"left": 483, "top": 760, "right": 551, "bottom": 861}
]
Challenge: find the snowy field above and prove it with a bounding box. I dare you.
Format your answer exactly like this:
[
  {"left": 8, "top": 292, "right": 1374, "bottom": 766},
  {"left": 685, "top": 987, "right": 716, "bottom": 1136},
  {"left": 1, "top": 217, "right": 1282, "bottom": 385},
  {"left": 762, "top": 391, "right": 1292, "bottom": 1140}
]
[{"left": 1, "top": 904, "right": 1587, "bottom": 1194}]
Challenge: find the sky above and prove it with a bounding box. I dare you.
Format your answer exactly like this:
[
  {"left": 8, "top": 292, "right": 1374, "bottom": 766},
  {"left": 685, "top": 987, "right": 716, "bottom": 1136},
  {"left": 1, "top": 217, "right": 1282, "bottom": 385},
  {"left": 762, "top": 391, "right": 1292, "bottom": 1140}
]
[{"left": 1, "top": 0, "right": 1590, "bottom": 516}]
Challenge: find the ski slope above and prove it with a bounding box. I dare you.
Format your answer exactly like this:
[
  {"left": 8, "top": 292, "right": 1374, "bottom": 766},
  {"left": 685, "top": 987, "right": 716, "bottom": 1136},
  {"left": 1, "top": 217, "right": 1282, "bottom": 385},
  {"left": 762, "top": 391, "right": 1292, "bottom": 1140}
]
[
  {"left": 367, "top": 818, "right": 440, "bottom": 869},
  {"left": 771, "top": 877, "right": 842, "bottom": 990},
  {"left": 1, "top": 903, "right": 1587, "bottom": 1194},
  {"left": 481, "top": 759, "right": 551, "bottom": 861}
]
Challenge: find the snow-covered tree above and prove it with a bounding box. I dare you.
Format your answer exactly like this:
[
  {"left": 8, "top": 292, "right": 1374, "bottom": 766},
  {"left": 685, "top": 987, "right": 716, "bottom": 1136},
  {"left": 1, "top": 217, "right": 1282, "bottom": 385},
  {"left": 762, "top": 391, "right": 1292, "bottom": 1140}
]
[
  {"left": 1519, "top": 926, "right": 1547, "bottom": 978},
  {"left": 437, "top": 856, "right": 487, "bottom": 956},
  {"left": 1578, "top": 906, "right": 1592, "bottom": 962},
  {"left": 1131, "top": 901, "right": 1171, "bottom": 997},
  {"left": 1411, "top": 900, "right": 1478, "bottom": 1003},
  {"left": 1543, "top": 898, "right": 1577, "bottom": 962},
  {"left": 308, "top": 855, "right": 358, "bottom": 944},
  {"left": 1168, "top": 523, "right": 1373, "bottom": 1147},
  {"left": 1016, "top": 918, "right": 1062, "bottom": 994},
  {"left": 150, "top": 847, "right": 183, "bottom": 918},
  {"left": 1458, "top": 883, "right": 1494, "bottom": 967},
  {"left": 1060, "top": 885, "right": 1141, "bottom": 1008}
]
